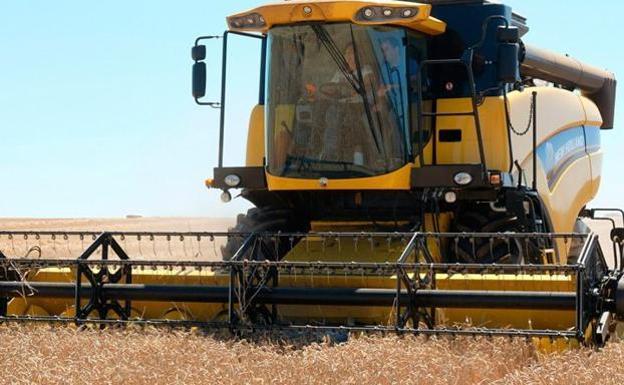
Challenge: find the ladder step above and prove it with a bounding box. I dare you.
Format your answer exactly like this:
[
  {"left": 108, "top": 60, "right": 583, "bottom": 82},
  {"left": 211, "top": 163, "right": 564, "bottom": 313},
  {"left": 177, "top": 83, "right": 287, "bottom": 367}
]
[{"left": 422, "top": 59, "right": 465, "bottom": 66}]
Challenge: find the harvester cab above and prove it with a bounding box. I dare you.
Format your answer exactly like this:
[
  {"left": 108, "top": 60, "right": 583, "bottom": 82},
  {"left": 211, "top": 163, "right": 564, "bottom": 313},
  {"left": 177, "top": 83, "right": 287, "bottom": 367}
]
[
  {"left": 195, "top": 0, "right": 616, "bottom": 260},
  {"left": 0, "top": 0, "right": 622, "bottom": 348}
]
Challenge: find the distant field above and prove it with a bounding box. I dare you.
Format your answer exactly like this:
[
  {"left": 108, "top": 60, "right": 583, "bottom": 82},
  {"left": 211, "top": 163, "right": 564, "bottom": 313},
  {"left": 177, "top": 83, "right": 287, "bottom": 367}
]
[
  {"left": 0, "top": 217, "right": 234, "bottom": 232},
  {"left": 0, "top": 217, "right": 621, "bottom": 385},
  {"left": 0, "top": 217, "right": 234, "bottom": 261}
]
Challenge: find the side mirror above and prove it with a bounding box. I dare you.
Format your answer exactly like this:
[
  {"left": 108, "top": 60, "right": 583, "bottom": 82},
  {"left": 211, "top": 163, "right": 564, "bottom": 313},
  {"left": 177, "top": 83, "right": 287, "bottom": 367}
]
[
  {"left": 192, "top": 45, "right": 206, "bottom": 61},
  {"left": 192, "top": 44, "right": 207, "bottom": 99},
  {"left": 192, "top": 62, "right": 207, "bottom": 99},
  {"left": 496, "top": 26, "right": 520, "bottom": 83},
  {"left": 497, "top": 43, "right": 519, "bottom": 83}
]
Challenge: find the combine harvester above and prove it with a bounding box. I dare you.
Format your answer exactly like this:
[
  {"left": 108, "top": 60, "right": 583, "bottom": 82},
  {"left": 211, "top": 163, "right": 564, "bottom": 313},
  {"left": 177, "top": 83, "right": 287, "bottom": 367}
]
[{"left": 1, "top": 0, "right": 623, "bottom": 347}]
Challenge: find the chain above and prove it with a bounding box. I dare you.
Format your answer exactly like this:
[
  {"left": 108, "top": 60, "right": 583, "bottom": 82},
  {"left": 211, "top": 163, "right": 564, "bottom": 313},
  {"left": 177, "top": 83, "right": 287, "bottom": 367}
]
[{"left": 505, "top": 90, "right": 535, "bottom": 136}]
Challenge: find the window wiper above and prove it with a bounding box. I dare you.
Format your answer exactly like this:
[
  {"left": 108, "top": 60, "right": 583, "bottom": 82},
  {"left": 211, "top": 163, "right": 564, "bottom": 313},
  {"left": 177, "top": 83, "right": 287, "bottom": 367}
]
[
  {"left": 309, "top": 24, "right": 383, "bottom": 154},
  {"left": 310, "top": 25, "right": 360, "bottom": 93},
  {"left": 382, "top": 58, "right": 406, "bottom": 127},
  {"left": 381, "top": 56, "right": 407, "bottom": 155},
  {"left": 348, "top": 24, "right": 384, "bottom": 156}
]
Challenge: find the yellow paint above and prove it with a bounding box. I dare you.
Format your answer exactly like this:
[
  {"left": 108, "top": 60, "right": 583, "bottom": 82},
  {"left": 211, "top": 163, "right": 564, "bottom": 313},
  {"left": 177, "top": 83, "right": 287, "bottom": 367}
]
[
  {"left": 434, "top": 96, "right": 510, "bottom": 172},
  {"left": 587, "top": 149, "right": 603, "bottom": 201},
  {"left": 8, "top": 267, "right": 576, "bottom": 333},
  {"left": 10, "top": 268, "right": 228, "bottom": 320},
  {"left": 23, "top": 305, "right": 49, "bottom": 317},
  {"left": 246, "top": 105, "right": 265, "bottom": 167},
  {"left": 436, "top": 273, "right": 575, "bottom": 331},
  {"left": 579, "top": 94, "right": 603, "bottom": 126},
  {"left": 266, "top": 163, "right": 413, "bottom": 190},
  {"left": 228, "top": 0, "right": 446, "bottom": 35}
]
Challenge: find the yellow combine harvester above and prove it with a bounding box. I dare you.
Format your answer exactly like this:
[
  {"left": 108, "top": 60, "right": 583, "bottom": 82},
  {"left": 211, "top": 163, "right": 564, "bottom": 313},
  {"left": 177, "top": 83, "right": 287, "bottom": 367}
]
[{"left": 1, "top": 0, "right": 623, "bottom": 346}]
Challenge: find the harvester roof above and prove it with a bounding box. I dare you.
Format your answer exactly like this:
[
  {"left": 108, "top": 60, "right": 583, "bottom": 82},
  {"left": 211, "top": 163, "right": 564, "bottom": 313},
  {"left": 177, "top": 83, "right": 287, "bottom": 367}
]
[{"left": 226, "top": 0, "right": 447, "bottom": 35}]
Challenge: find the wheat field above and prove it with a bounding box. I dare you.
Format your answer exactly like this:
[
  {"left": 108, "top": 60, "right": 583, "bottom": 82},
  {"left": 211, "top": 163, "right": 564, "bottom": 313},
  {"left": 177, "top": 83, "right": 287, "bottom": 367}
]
[
  {"left": 0, "top": 325, "right": 623, "bottom": 385},
  {"left": 0, "top": 217, "right": 620, "bottom": 385}
]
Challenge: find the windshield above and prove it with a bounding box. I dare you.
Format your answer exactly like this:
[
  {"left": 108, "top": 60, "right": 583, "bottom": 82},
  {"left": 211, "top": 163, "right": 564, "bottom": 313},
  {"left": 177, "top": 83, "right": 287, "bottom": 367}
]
[{"left": 266, "top": 23, "right": 415, "bottom": 179}]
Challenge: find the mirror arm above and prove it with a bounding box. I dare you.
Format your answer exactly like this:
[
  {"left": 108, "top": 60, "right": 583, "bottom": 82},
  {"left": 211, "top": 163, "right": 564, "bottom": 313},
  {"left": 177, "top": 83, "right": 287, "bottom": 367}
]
[
  {"left": 195, "top": 100, "right": 221, "bottom": 108},
  {"left": 193, "top": 34, "right": 224, "bottom": 107},
  {"left": 194, "top": 35, "right": 222, "bottom": 46}
]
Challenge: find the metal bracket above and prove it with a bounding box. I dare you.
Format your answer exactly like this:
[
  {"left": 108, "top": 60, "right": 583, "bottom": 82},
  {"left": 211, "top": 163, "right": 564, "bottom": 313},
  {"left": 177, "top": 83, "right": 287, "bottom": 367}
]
[
  {"left": 228, "top": 234, "right": 280, "bottom": 328},
  {"left": 395, "top": 234, "right": 434, "bottom": 329},
  {"left": 75, "top": 233, "right": 132, "bottom": 323}
]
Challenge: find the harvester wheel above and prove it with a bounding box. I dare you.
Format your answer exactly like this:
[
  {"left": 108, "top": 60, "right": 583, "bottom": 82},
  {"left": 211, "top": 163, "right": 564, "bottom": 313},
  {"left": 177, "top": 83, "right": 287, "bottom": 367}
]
[
  {"left": 221, "top": 207, "right": 308, "bottom": 261},
  {"left": 452, "top": 212, "right": 540, "bottom": 264}
]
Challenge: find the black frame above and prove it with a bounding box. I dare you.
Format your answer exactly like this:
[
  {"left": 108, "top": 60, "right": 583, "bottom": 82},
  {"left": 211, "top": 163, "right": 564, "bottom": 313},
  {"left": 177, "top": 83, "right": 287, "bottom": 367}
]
[
  {"left": 0, "top": 229, "right": 620, "bottom": 345},
  {"left": 194, "top": 31, "right": 267, "bottom": 168}
]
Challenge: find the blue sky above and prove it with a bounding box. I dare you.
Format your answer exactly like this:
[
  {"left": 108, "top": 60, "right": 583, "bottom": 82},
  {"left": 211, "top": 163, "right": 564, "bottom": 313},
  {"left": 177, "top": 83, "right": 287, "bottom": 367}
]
[{"left": 0, "top": 1, "right": 622, "bottom": 218}]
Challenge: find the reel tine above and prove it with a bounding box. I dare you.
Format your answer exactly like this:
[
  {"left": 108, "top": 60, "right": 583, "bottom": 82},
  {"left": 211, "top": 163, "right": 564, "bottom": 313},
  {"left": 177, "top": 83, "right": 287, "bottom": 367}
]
[
  {"left": 150, "top": 234, "right": 158, "bottom": 260},
  {"left": 470, "top": 235, "right": 477, "bottom": 262},
  {"left": 195, "top": 235, "right": 202, "bottom": 259}
]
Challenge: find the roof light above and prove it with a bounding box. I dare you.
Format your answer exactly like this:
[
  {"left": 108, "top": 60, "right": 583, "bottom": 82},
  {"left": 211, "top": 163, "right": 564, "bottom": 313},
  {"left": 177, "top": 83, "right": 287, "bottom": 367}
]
[
  {"left": 357, "top": 6, "right": 418, "bottom": 22},
  {"left": 303, "top": 6, "right": 313, "bottom": 15},
  {"left": 228, "top": 13, "right": 266, "bottom": 30}
]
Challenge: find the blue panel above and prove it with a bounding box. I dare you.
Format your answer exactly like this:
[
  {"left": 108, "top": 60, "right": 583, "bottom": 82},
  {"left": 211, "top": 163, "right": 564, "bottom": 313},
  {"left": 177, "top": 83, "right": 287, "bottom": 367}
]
[
  {"left": 584, "top": 126, "right": 601, "bottom": 154},
  {"left": 536, "top": 127, "right": 586, "bottom": 190}
]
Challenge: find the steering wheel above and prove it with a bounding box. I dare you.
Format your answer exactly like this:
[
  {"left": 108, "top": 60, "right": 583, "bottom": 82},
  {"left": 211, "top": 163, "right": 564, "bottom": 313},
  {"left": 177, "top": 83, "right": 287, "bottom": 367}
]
[{"left": 319, "top": 82, "right": 356, "bottom": 100}]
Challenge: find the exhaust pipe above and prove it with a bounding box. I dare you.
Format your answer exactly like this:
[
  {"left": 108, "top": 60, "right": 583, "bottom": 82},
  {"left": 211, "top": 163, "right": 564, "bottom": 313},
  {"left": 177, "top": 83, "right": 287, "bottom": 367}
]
[{"left": 520, "top": 43, "right": 617, "bottom": 129}]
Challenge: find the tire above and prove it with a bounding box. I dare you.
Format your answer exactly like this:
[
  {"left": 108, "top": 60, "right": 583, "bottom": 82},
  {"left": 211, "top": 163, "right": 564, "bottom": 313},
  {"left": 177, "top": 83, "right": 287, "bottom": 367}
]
[
  {"left": 221, "top": 207, "right": 309, "bottom": 261},
  {"left": 451, "top": 211, "right": 539, "bottom": 264}
]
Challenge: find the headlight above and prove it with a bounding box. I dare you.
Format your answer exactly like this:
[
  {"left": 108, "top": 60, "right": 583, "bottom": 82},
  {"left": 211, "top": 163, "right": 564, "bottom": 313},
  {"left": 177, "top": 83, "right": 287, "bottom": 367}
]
[
  {"left": 224, "top": 174, "right": 241, "bottom": 187},
  {"left": 453, "top": 172, "right": 473, "bottom": 186},
  {"left": 444, "top": 191, "right": 457, "bottom": 204},
  {"left": 220, "top": 190, "right": 232, "bottom": 203}
]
